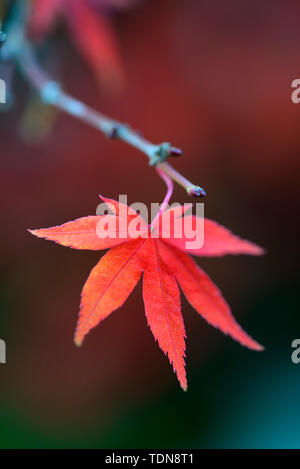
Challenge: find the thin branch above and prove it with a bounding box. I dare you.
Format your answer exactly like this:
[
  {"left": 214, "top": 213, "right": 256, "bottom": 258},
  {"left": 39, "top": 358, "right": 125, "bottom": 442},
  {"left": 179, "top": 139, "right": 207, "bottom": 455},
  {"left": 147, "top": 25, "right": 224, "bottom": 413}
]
[{"left": 2, "top": 1, "right": 206, "bottom": 197}]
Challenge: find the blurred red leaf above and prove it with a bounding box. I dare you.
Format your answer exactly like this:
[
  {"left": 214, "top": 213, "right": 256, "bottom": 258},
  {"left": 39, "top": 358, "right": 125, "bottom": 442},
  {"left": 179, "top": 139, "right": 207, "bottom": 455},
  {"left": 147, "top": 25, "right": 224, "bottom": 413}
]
[
  {"left": 28, "top": 0, "right": 124, "bottom": 90},
  {"left": 29, "top": 197, "right": 264, "bottom": 390},
  {"left": 28, "top": 0, "right": 62, "bottom": 38},
  {"left": 64, "top": 0, "right": 124, "bottom": 90}
]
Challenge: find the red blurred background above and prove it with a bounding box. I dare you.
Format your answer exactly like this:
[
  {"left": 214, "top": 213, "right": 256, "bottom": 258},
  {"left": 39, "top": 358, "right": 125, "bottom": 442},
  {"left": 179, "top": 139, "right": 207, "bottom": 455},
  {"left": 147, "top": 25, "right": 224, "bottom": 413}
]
[{"left": 0, "top": 0, "right": 299, "bottom": 448}]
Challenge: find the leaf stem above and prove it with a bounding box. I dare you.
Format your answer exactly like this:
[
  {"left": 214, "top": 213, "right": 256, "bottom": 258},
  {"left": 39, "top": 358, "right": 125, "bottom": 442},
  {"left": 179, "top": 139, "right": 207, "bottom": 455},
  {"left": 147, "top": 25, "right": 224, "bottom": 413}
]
[{"left": 151, "top": 168, "right": 174, "bottom": 227}]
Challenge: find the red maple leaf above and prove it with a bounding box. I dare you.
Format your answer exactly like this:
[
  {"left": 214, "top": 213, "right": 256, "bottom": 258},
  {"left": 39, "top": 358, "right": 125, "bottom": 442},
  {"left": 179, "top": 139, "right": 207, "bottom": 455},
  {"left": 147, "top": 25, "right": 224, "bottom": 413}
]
[
  {"left": 28, "top": 0, "right": 125, "bottom": 89},
  {"left": 29, "top": 193, "right": 264, "bottom": 390}
]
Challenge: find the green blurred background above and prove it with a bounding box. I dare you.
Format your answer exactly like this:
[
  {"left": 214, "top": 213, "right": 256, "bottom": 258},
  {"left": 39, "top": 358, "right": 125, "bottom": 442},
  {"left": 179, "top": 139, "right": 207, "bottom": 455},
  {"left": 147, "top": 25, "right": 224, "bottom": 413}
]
[{"left": 0, "top": 0, "right": 299, "bottom": 448}]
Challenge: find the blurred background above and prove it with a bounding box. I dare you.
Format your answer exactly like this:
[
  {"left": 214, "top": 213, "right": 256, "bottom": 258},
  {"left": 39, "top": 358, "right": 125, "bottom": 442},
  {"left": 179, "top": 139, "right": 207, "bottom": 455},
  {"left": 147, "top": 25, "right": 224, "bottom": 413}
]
[{"left": 0, "top": 0, "right": 299, "bottom": 449}]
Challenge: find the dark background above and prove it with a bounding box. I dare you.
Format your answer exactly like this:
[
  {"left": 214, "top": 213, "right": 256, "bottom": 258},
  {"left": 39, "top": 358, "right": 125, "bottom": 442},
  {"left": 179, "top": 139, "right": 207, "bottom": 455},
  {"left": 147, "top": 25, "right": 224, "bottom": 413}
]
[{"left": 0, "top": 0, "right": 299, "bottom": 448}]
